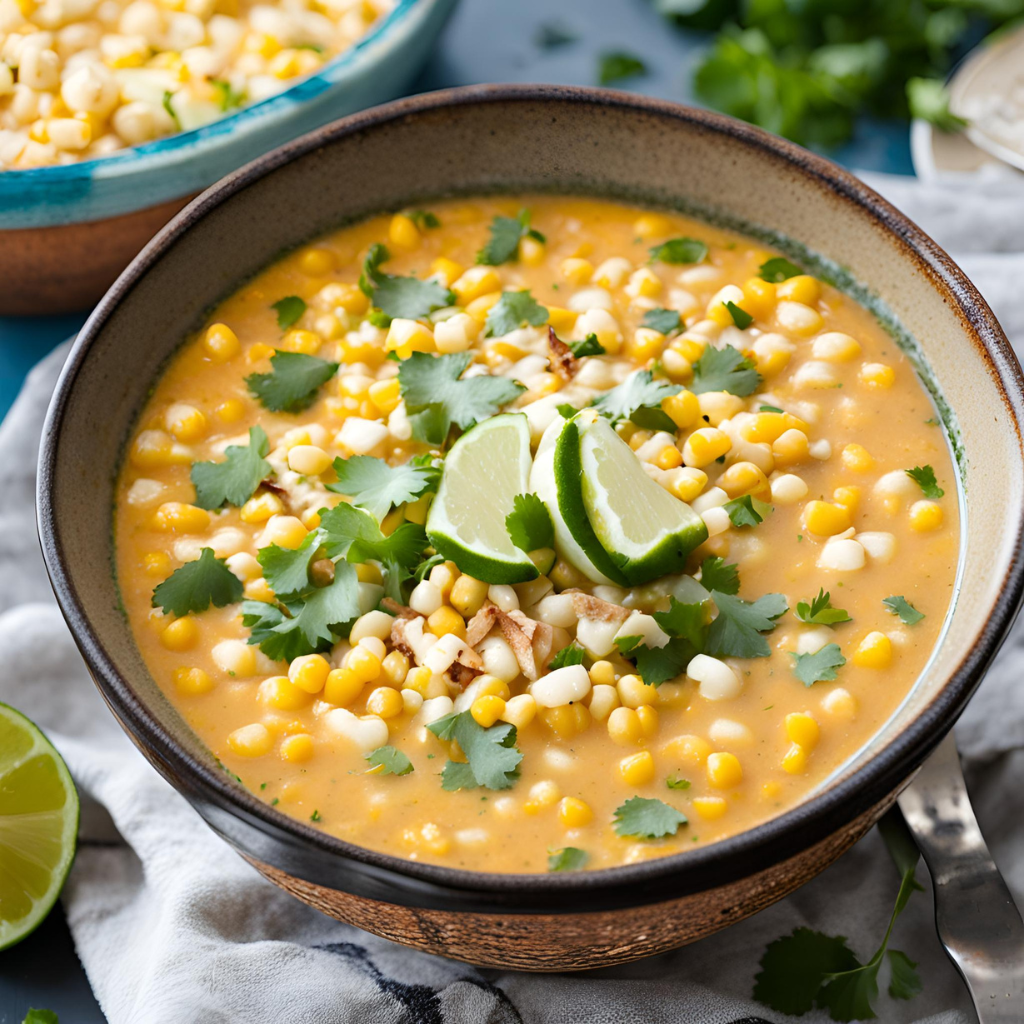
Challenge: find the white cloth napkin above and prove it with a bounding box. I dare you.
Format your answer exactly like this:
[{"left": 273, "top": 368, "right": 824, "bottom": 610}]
[{"left": 3, "top": 170, "right": 1023, "bottom": 1024}]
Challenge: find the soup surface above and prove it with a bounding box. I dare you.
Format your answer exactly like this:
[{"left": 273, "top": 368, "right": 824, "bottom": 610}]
[{"left": 114, "top": 197, "right": 959, "bottom": 873}]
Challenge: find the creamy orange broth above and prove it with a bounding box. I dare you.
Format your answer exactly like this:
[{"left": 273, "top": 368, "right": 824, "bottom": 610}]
[{"left": 114, "top": 197, "right": 959, "bottom": 873}]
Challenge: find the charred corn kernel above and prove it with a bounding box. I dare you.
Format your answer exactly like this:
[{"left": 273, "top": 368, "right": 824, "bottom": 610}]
[
  {"left": 280, "top": 733, "right": 315, "bottom": 762},
  {"left": 558, "top": 796, "right": 593, "bottom": 828},
  {"left": 452, "top": 266, "right": 501, "bottom": 305},
  {"left": 203, "top": 323, "right": 240, "bottom": 361},
  {"left": 471, "top": 695, "right": 506, "bottom": 728},
  {"left": 772, "top": 428, "right": 810, "bottom": 465},
  {"left": 368, "top": 378, "right": 401, "bottom": 416},
  {"left": 381, "top": 650, "right": 410, "bottom": 687},
  {"left": 130, "top": 430, "right": 189, "bottom": 468},
  {"left": 741, "top": 277, "right": 776, "bottom": 319},
  {"left": 287, "top": 445, "right": 331, "bottom": 475},
  {"left": 450, "top": 574, "right": 489, "bottom": 617},
  {"left": 782, "top": 743, "right": 808, "bottom": 774},
  {"left": 520, "top": 235, "right": 545, "bottom": 266},
  {"left": 288, "top": 653, "right": 331, "bottom": 694},
  {"left": 802, "top": 500, "right": 852, "bottom": 537},
  {"left": 706, "top": 751, "right": 743, "bottom": 788},
  {"left": 785, "top": 712, "right": 820, "bottom": 750},
  {"left": 560, "top": 257, "right": 593, "bottom": 285},
  {"left": 324, "top": 667, "right": 365, "bottom": 706},
  {"left": 607, "top": 706, "right": 643, "bottom": 745},
  {"left": 426, "top": 606, "right": 466, "bottom": 639},
  {"left": 258, "top": 676, "right": 311, "bottom": 711},
  {"left": 633, "top": 212, "right": 673, "bottom": 238},
  {"left": 240, "top": 492, "right": 283, "bottom": 524},
  {"left": 654, "top": 445, "right": 683, "bottom": 470},
  {"left": 143, "top": 551, "right": 170, "bottom": 576},
  {"left": 541, "top": 704, "right": 591, "bottom": 740},
  {"left": 216, "top": 399, "right": 245, "bottom": 423},
  {"left": 281, "top": 329, "right": 321, "bottom": 355},
  {"left": 853, "top": 631, "right": 893, "bottom": 669},
  {"left": 173, "top": 666, "right": 213, "bottom": 695},
  {"left": 346, "top": 645, "right": 383, "bottom": 684},
  {"left": 246, "top": 342, "right": 275, "bottom": 364},
  {"left": 717, "top": 461, "right": 770, "bottom": 499},
  {"left": 619, "top": 750, "right": 656, "bottom": 787},
  {"left": 385, "top": 318, "right": 434, "bottom": 358},
  {"left": 430, "top": 257, "right": 463, "bottom": 285},
  {"left": 298, "top": 248, "right": 334, "bottom": 276},
  {"left": 636, "top": 705, "right": 659, "bottom": 737},
  {"left": 777, "top": 274, "right": 821, "bottom": 305},
  {"left": 663, "top": 733, "right": 711, "bottom": 765},
  {"left": 842, "top": 443, "right": 874, "bottom": 472},
  {"left": 682, "top": 427, "right": 731, "bottom": 468},
  {"left": 860, "top": 362, "right": 895, "bottom": 388},
  {"left": 389, "top": 213, "right": 419, "bottom": 248},
  {"left": 152, "top": 502, "right": 210, "bottom": 533},
  {"left": 165, "top": 403, "right": 207, "bottom": 443},
  {"left": 741, "top": 412, "right": 808, "bottom": 444},
  {"left": 547, "top": 306, "right": 577, "bottom": 332},
  {"left": 161, "top": 616, "right": 198, "bottom": 651},
  {"left": 228, "top": 723, "right": 273, "bottom": 758},
  {"left": 244, "top": 578, "right": 275, "bottom": 602},
  {"left": 625, "top": 327, "right": 665, "bottom": 363},
  {"left": 833, "top": 486, "right": 861, "bottom": 511},
  {"left": 909, "top": 500, "right": 943, "bottom": 532},
  {"left": 693, "top": 796, "right": 728, "bottom": 820},
  {"left": 366, "top": 686, "right": 403, "bottom": 719}
]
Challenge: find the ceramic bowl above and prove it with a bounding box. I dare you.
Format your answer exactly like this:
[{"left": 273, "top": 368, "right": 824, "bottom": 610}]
[
  {"left": 37, "top": 85, "right": 1024, "bottom": 970},
  {"left": 0, "top": 0, "right": 457, "bottom": 315}
]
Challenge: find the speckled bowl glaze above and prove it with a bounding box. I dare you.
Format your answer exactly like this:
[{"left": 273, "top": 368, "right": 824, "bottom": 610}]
[
  {"left": 37, "top": 86, "right": 1024, "bottom": 970},
  {"left": 0, "top": 0, "right": 456, "bottom": 315}
]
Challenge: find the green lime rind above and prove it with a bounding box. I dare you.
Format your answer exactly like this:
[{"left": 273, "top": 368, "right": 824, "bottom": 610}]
[{"left": 0, "top": 702, "right": 79, "bottom": 952}]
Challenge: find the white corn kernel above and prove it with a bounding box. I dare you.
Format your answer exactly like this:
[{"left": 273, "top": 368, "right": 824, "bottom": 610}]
[
  {"left": 688, "top": 654, "right": 741, "bottom": 701},
  {"left": 531, "top": 664, "right": 591, "bottom": 708},
  {"left": 770, "top": 473, "right": 808, "bottom": 504}
]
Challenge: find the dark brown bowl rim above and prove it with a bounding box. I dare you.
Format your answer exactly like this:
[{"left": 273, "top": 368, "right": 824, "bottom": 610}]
[{"left": 36, "top": 84, "right": 1024, "bottom": 912}]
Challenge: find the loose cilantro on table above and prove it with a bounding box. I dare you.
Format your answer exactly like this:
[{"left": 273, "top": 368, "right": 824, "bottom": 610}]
[
  {"left": 190, "top": 426, "right": 270, "bottom": 510},
  {"left": 699, "top": 556, "right": 739, "bottom": 595},
  {"left": 398, "top": 351, "right": 526, "bottom": 445},
  {"left": 906, "top": 465, "right": 944, "bottom": 500},
  {"left": 505, "top": 492, "right": 554, "bottom": 554},
  {"left": 152, "top": 548, "right": 243, "bottom": 616},
  {"left": 22, "top": 1011, "right": 59, "bottom": 1024},
  {"left": 690, "top": 344, "right": 761, "bottom": 396},
  {"left": 271, "top": 295, "right": 306, "bottom": 330},
  {"left": 706, "top": 591, "right": 787, "bottom": 659},
  {"left": 484, "top": 289, "right": 549, "bottom": 337},
  {"left": 791, "top": 643, "right": 846, "bottom": 686},
  {"left": 666, "top": 776, "right": 691, "bottom": 790},
  {"left": 427, "top": 711, "right": 523, "bottom": 791},
  {"left": 758, "top": 257, "right": 804, "bottom": 283},
  {"left": 725, "top": 300, "right": 754, "bottom": 329},
  {"left": 648, "top": 237, "right": 708, "bottom": 265},
  {"left": 327, "top": 454, "right": 440, "bottom": 521},
  {"left": 476, "top": 209, "right": 545, "bottom": 265},
  {"left": 246, "top": 351, "right": 339, "bottom": 413},
  {"left": 548, "top": 643, "right": 585, "bottom": 670},
  {"left": 613, "top": 796, "right": 686, "bottom": 838},
  {"left": 548, "top": 846, "right": 589, "bottom": 872},
  {"left": 569, "top": 332, "right": 605, "bottom": 357},
  {"left": 598, "top": 50, "right": 647, "bottom": 86},
  {"left": 796, "top": 588, "right": 851, "bottom": 626},
  {"left": 641, "top": 308, "right": 682, "bottom": 335},
  {"left": 724, "top": 495, "right": 771, "bottom": 528},
  {"left": 590, "top": 369, "right": 681, "bottom": 432},
  {"left": 359, "top": 242, "right": 453, "bottom": 324},
  {"left": 364, "top": 746, "right": 414, "bottom": 776},
  {"left": 883, "top": 595, "right": 925, "bottom": 625}
]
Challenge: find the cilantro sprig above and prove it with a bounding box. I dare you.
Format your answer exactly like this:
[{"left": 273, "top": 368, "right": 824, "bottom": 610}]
[
  {"left": 706, "top": 590, "right": 788, "bottom": 659},
  {"left": 327, "top": 454, "right": 440, "bottom": 521},
  {"left": 699, "top": 556, "right": 739, "bottom": 595},
  {"left": 359, "top": 243, "right": 454, "bottom": 324},
  {"left": 505, "top": 493, "right": 554, "bottom": 553},
  {"left": 427, "top": 711, "right": 522, "bottom": 791},
  {"left": 690, "top": 344, "right": 761, "bottom": 396},
  {"left": 364, "top": 746, "right": 414, "bottom": 776},
  {"left": 484, "top": 289, "right": 549, "bottom": 337},
  {"left": 476, "top": 209, "right": 545, "bottom": 265},
  {"left": 152, "top": 548, "right": 243, "bottom": 616},
  {"left": 791, "top": 643, "right": 846, "bottom": 686},
  {"left": 613, "top": 796, "right": 686, "bottom": 838},
  {"left": 191, "top": 426, "right": 270, "bottom": 510},
  {"left": 590, "top": 369, "right": 681, "bottom": 432},
  {"left": 246, "top": 351, "right": 339, "bottom": 413},
  {"left": 271, "top": 295, "right": 306, "bottom": 330},
  {"left": 648, "top": 237, "right": 708, "bottom": 265},
  {"left": 796, "top": 588, "right": 851, "bottom": 626},
  {"left": 906, "top": 465, "right": 944, "bottom": 500},
  {"left": 883, "top": 595, "right": 924, "bottom": 625}
]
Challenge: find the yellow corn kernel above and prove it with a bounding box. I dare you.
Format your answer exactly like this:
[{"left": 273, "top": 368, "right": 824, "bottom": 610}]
[
  {"left": 430, "top": 257, "right": 463, "bottom": 286},
  {"left": 380, "top": 650, "right": 409, "bottom": 688},
  {"left": 785, "top": 712, "right": 820, "bottom": 750},
  {"left": 608, "top": 707, "right": 643, "bottom": 746},
  {"left": 451, "top": 266, "right": 501, "bottom": 305},
  {"left": 152, "top": 502, "right": 210, "bottom": 533},
  {"left": 833, "top": 485, "right": 861, "bottom": 512},
  {"left": 366, "top": 686, "right": 403, "bottom": 719},
  {"left": 323, "top": 667, "right": 364, "bottom": 706},
  {"left": 693, "top": 796, "right": 728, "bottom": 820},
  {"left": 160, "top": 616, "right": 199, "bottom": 651},
  {"left": 261, "top": 515, "right": 307, "bottom": 550},
  {"left": 426, "top": 606, "right": 466, "bottom": 640},
  {"left": 332, "top": 282, "right": 370, "bottom": 314},
  {"left": 281, "top": 329, "right": 321, "bottom": 355},
  {"left": 389, "top": 213, "right": 419, "bottom": 249},
  {"left": 216, "top": 399, "right": 245, "bottom": 423},
  {"left": 540, "top": 704, "right": 591, "bottom": 740},
  {"left": 717, "top": 461, "right": 770, "bottom": 499},
  {"left": 259, "top": 675, "right": 311, "bottom": 711},
  {"left": 752, "top": 343, "right": 792, "bottom": 377},
  {"left": 471, "top": 694, "right": 506, "bottom": 728},
  {"left": 244, "top": 578, "right": 275, "bottom": 603},
  {"left": 762, "top": 780, "right": 782, "bottom": 800},
  {"left": 654, "top": 445, "right": 684, "bottom": 471},
  {"left": 741, "top": 277, "right": 777, "bottom": 319},
  {"left": 173, "top": 666, "right": 214, "bottom": 695},
  {"left": 682, "top": 427, "right": 731, "bottom": 468},
  {"left": 859, "top": 362, "right": 895, "bottom": 389},
  {"left": 560, "top": 257, "right": 593, "bottom": 285},
  {"left": 841, "top": 443, "right": 874, "bottom": 473},
  {"left": 909, "top": 500, "right": 943, "bottom": 532},
  {"left": 589, "top": 660, "right": 616, "bottom": 687},
  {"left": 546, "top": 306, "right": 577, "bottom": 332},
  {"left": 385, "top": 318, "right": 434, "bottom": 358},
  {"left": 636, "top": 704, "right": 659, "bottom": 738},
  {"left": 288, "top": 444, "right": 331, "bottom": 476},
  {"left": 661, "top": 348, "right": 692, "bottom": 384},
  {"left": 239, "top": 492, "right": 283, "bottom": 524},
  {"left": 466, "top": 291, "right": 503, "bottom": 323},
  {"left": 347, "top": 645, "right": 383, "bottom": 685},
  {"left": 246, "top": 342, "right": 276, "bottom": 364},
  {"left": 741, "top": 412, "right": 809, "bottom": 445},
  {"left": 144, "top": 551, "right": 171, "bottom": 576},
  {"left": 672, "top": 335, "right": 708, "bottom": 363},
  {"left": 668, "top": 467, "right": 708, "bottom": 503},
  {"left": 475, "top": 677, "right": 511, "bottom": 700},
  {"left": 449, "top": 574, "right": 488, "bottom": 619},
  {"left": 706, "top": 751, "right": 743, "bottom": 789},
  {"left": 781, "top": 743, "right": 808, "bottom": 774},
  {"left": 280, "top": 733, "right": 315, "bottom": 763},
  {"left": 165, "top": 403, "right": 207, "bottom": 443},
  {"left": 629, "top": 267, "right": 663, "bottom": 298},
  {"left": 129, "top": 429, "right": 188, "bottom": 469},
  {"left": 530, "top": 372, "right": 563, "bottom": 397},
  {"left": 662, "top": 733, "right": 711, "bottom": 765},
  {"left": 354, "top": 562, "right": 383, "bottom": 586},
  {"left": 853, "top": 631, "right": 893, "bottom": 669},
  {"left": 289, "top": 653, "right": 331, "bottom": 694},
  {"left": 558, "top": 796, "right": 593, "bottom": 828},
  {"left": 772, "top": 428, "right": 810, "bottom": 466},
  {"left": 633, "top": 212, "right": 674, "bottom": 238},
  {"left": 202, "top": 323, "right": 240, "bottom": 361},
  {"left": 368, "top": 378, "right": 401, "bottom": 416},
  {"left": 228, "top": 723, "right": 273, "bottom": 758},
  {"left": 520, "top": 235, "right": 545, "bottom": 266},
  {"left": 777, "top": 274, "right": 820, "bottom": 305},
  {"left": 298, "top": 247, "right": 334, "bottom": 276},
  {"left": 628, "top": 429, "right": 653, "bottom": 452},
  {"left": 625, "top": 327, "right": 665, "bottom": 363},
  {"left": 619, "top": 750, "right": 656, "bottom": 787},
  {"left": 802, "top": 500, "right": 852, "bottom": 537}
]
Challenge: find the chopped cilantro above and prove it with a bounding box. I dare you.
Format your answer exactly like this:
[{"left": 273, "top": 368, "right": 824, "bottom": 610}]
[
  {"left": 548, "top": 846, "right": 588, "bottom": 871},
  {"left": 484, "top": 289, "right": 549, "bottom": 337},
  {"left": 151, "top": 547, "right": 243, "bottom": 616},
  {"left": 758, "top": 257, "right": 804, "bottom": 283},
  {"left": 666, "top": 776, "right": 691, "bottom": 790},
  {"left": 548, "top": 642, "right": 585, "bottom": 670},
  {"left": 364, "top": 746, "right": 414, "bottom": 776},
  {"left": 725, "top": 300, "right": 754, "bottom": 329},
  {"left": 191, "top": 426, "right": 270, "bottom": 510},
  {"left": 641, "top": 308, "right": 682, "bottom": 335},
  {"left": 724, "top": 494, "right": 771, "bottom": 528},
  {"left": 505, "top": 492, "right": 554, "bottom": 553},
  {"left": 162, "top": 90, "right": 181, "bottom": 130},
  {"left": 906, "top": 464, "right": 944, "bottom": 499},
  {"left": 690, "top": 344, "right": 761, "bottom": 396},
  {"left": 270, "top": 797, "right": 279, "bottom": 805},
  {"left": 556, "top": 402, "right": 577, "bottom": 419},
  {"left": 631, "top": 638, "right": 693, "bottom": 686},
  {"left": 590, "top": 369, "right": 681, "bottom": 432},
  {"left": 883, "top": 595, "right": 925, "bottom": 625},
  {"left": 759, "top": 403, "right": 784, "bottom": 413},
  {"left": 598, "top": 50, "right": 647, "bottom": 86},
  {"left": 212, "top": 77, "right": 246, "bottom": 112},
  {"left": 476, "top": 209, "right": 545, "bottom": 265},
  {"left": 699, "top": 556, "right": 739, "bottom": 595},
  {"left": 613, "top": 796, "right": 686, "bottom": 838},
  {"left": 706, "top": 590, "right": 787, "bottom": 659},
  {"left": 791, "top": 643, "right": 846, "bottom": 686},
  {"left": 310, "top": 809, "right": 321, "bottom": 822},
  {"left": 649, "top": 237, "right": 708, "bottom": 265},
  {"left": 359, "top": 243, "right": 453, "bottom": 323},
  {"left": 271, "top": 295, "right": 306, "bottom": 330},
  {"left": 327, "top": 454, "right": 440, "bottom": 521},
  {"left": 569, "top": 332, "right": 605, "bottom": 357},
  {"left": 652, "top": 597, "right": 708, "bottom": 651},
  {"left": 427, "top": 711, "right": 522, "bottom": 791},
  {"left": 246, "top": 351, "right": 339, "bottom": 413},
  {"left": 795, "top": 588, "right": 851, "bottom": 625}
]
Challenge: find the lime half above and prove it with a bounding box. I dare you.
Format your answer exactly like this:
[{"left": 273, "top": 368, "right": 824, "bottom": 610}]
[
  {"left": 426, "top": 413, "right": 539, "bottom": 584},
  {"left": 0, "top": 703, "right": 78, "bottom": 950}
]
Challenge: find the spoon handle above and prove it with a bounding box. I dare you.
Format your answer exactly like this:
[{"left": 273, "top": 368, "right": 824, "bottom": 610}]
[{"left": 898, "top": 732, "right": 1024, "bottom": 1023}]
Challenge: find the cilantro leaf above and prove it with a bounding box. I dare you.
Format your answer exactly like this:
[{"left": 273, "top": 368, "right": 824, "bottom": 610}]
[
  {"left": 706, "top": 590, "right": 787, "bottom": 659},
  {"left": 152, "top": 547, "right": 243, "bottom": 616},
  {"left": 754, "top": 927, "right": 860, "bottom": 1017},
  {"left": 569, "top": 332, "right": 605, "bottom": 357},
  {"left": 272, "top": 295, "right": 306, "bottom": 330},
  {"left": 887, "top": 950, "right": 922, "bottom": 1001},
  {"left": 246, "top": 351, "right": 339, "bottom": 413},
  {"left": 548, "top": 642, "right": 585, "bottom": 670},
  {"left": 318, "top": 502, "right": 427, "bottom": 569},
  {"left": 906, "top": 465, "right": 944, "bottom": 499},
  {"left": 690, "top": 344, "right": 761, "bottom": 396},
  {"left": 556, "top": 402, "right": 577, "bottom": 418},
  {"left": 652, "top": 597, "right": 707, "bottom": 650},
  {"left": 476, "top": 209, "right": 544, "bottom": 265},
  {"left": 22, "top": 1013, "right": 59, "bottom": 1024},
  {"left": 612, "top": 796, "right": 686, "bottom": 838},
  {"left": 191, "top": 426, "right": 270, "bottom": 510},
  {"left": 791, "top": 643, "right": 846, "bottom": 685},
  {"left": 484, "top": 289, "right": 549, "bottom": 337},
  {"left": 427, "top": 711, "right": 522, "bottom": 790},
  {"left": 759, "top": 257, "right": 804, "bottom": 283},
  {"left": 590, "top": 369, "right": 682, "bottom": 432},
  {"left": 407, "top": 209, "right": 440, "bottom": 230},
  {"left": 724, "top": 300, "right": 754, "bottom": 329},
  {"left": 614, "top": 635, "right": 641, "bottom": 654},
  {"left": 162, "top": 90, "right": 181, "bottom": 130},
  {"left": 649, "top": 237, "right": 708, "bottom": 265},
  {"left": 398, "top": 351, "right": 525, "bottom": 444},
  {"left": 548, "top": 846, "right": 588, "bottom": 872},
  {"left": 641, "top": 308, "right": 682, "bottom": 335},
  {"left": 817, "top": 960, "right": 881, "bottom": 1021},
  {"left": 505, "top": 492, "right": 554, "bottom": 553},
  {"left": 796, "top": 589, "right": 851, "bottom": 625},
  {"left": 666, "top": 775, "right": 690, "bottom": 790},
  {"left": 632, "top": 638, "right": 693, "bottom": 686},
  {"left": 908, "top": 77, "right": 966, "bottom": 134},
  {"left": 700, "top": 556, "right": 739, "bottom": 595},
  {"left": 327, "top": 454, "right": 440, "bottom": 521},
  {"left": 364, "top": 745, "right": 414, "bottom": 776},
  {"left": 257, "top": 529, "right": 326, "bottom": 600},
  {"left": 883, "top": 595, "right": 924, "bottom": 625},
  {"left": 212, "top": 78, "right": 245, "bottom": 112},
  {"left": 598, "top": 50, "right": 647, "bottom": 86},
  {"left": 724, "top": 494, "right": 771, "bottom": 528},
  {"left": 359, "top": 242, "right": 453, "bottom": 323}
]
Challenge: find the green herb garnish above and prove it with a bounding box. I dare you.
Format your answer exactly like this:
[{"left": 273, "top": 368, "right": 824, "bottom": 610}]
[{"left": 152, "top": 548, "right": 243, "bottom": 617}]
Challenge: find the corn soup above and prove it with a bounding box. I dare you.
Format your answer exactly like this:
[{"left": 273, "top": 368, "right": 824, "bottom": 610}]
[{"left": 114, "top": 197, "right": 958, "bottom": 873}]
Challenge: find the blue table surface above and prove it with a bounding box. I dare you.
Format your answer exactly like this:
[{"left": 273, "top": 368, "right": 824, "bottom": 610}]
[{"left": 0, "top": 0, "right": 914, "bottom": 1019}]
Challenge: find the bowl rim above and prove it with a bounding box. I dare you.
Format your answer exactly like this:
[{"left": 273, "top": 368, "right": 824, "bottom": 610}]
[{"left": 37, "top": 84, "right": 1024, "bottom": 910}]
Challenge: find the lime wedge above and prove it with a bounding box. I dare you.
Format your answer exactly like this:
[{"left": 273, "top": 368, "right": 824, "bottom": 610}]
[
  {"left": 426, "top": 413, "right": 539, "bottom": 584},
  {"left": 578, "top": 413, "right": 708, "bottom": 584},
  {"left": 0, "top": 703, "right": 78, "bottom": 950}
]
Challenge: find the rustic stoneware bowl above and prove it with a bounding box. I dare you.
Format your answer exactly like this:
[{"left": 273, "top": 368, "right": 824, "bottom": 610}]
[{"left": 37, "top": 85, "right": 1024, "bottom": 971}]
